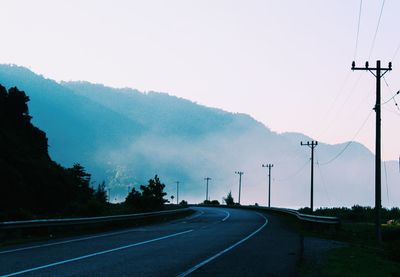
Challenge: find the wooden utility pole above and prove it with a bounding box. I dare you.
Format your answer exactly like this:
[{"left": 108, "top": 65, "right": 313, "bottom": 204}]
[
  {"left": 176, "top": 181, "right": 179, "bottom": 205},
  {"left": 235, "top": 171, "right": 244, "bottom": 204},
  {"left": 301, "top": 141, "right": 318, "bottom": 212},
  {"left": 352, "top": 60, "right": 392, "bottom": 242},
  {"left": 204, "top": 177, "right": 211, "bottom": 202},
  {"left": 262, "top": 164, "right": 274, "bottom": 207}
]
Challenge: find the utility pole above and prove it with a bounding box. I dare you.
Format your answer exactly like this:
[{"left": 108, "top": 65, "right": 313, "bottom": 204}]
[
  {"left": 204, "top": 177, "right": 211, "bottom": 202},
  {"left": 235, "top": 171, "right": 244, "bottom": 204},
  {"left": 176, "top": 181, "right": 179, "bottom": 205},
  {"left": 352, "top": 60, "right": 392, "bottom": 242},
  {"left": 301, "top": 141, "right": 318, "bottom": 212},
  {"left": 262, "top": 164, "right": 274, "bottom": 208}
]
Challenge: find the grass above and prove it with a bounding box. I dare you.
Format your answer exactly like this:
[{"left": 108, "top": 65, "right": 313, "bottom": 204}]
[
  {"left": 265, "top": 208, "right": 400, "bottom": 277},
  {"left": 298, "top": 222, "right": 400, "bottom": 277},
  {"left": 301, "top": 245, "right": 400, "bottom": 277}
]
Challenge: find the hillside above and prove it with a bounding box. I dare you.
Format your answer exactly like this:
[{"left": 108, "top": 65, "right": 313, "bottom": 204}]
[
  {"left": 0, "top": 85, "right": 105, "bottom": 220},
  {"left": 1, "top": 64, "right": 399, "bottom": 207}
]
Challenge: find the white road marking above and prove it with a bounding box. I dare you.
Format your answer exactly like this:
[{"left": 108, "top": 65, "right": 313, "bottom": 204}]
[
  {"left": 0, "top": 228, "right": 148, "bottom": 255},
  {"left": 221, "top": 211, "right": 230, "bottom": 222},
  {"left": 2, "top": 229, "right": 193, "bottom": 277},
  {"left": 185, "top": 210, "right": 205, "bottom": 220},
  {"left": 176, "top": 212, "right": 268, "bottom": 277},
  {"left": 0, "top": 209, "right": 202, "bottom": 255}
]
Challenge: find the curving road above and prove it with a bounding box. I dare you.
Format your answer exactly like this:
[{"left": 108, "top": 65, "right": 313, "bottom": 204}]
[{"left": 0, "top": 207, "right": 302, "bottom": 276}]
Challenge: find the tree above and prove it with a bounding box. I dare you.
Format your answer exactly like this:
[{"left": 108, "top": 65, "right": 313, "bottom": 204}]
[
  {"left": 94, "top": 181, "right": 108, "bottom": 204},
  {"left": 125, "top": 187, "right": 142, "bottom": 209},
  {"left": 223, "top": 191, "right": 234, "bottom": 206},
  {"left": 179, "top": 200, "right": 188, "bottom": 206},
  {"left": 125, "top": 175, "right": 168, "bottom": 211},
  {"left": 140, "top": 175, "right": 168, "bottom": 210}
]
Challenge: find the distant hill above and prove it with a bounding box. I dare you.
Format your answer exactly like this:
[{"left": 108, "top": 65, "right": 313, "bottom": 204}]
[{"left": 1, "top": 64, "right": 399, "bottom": 207}]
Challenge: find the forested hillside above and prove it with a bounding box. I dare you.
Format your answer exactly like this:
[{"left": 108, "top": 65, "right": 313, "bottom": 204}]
[{"left": 0, "top": 85, "right": 106, "bottom": 220}]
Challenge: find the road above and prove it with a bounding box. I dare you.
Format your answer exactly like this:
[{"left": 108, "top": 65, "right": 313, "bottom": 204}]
[{"left": 0, "top": 207, "right": 302, "bottom": 276}]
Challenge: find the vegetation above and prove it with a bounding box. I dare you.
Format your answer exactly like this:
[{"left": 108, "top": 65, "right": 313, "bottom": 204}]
[
  {"left": 296, "top": 205, "right": 400, "bottom": 276},
  {"left": 179, "top": 200, "right": 188, "bottom": 206},
  {"left": 299, "top": 205, "right": 400, "bottom": 223},
  {"left": 223, "top": 191, "right": 235, "bottom": 206},
  {"left": 301, "top": 244, "right": 400, "bottom": 277},
  {"left": 125, "top": 175, "right": 168, "bottom": 211},
  {"left": 202, "top": 199, "right": 220, "bottom": 205},
  {"left": 0, "top": 85, "right": 169, "bottom": 221}
]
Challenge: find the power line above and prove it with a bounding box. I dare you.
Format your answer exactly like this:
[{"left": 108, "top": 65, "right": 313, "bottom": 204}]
[
  {"left": 392, "top": 43, "right": 400, "bottom": 62},
  {"left": 383, "top": 106, "right": 400, "bottom": 116},
  {"left": 316, "top": 155, "right": 332, "bottom": 207},
  {"left": 275, "top": 159, "right": 310, "bottom": 182},
  {"left": 317, "top": 72, "right": 351, "bottom": 137},
  {"left": 382, "top": 90, "right": 400, "bottom": 105},
  {"left": 318, "top": 73, "right": 364, "bottom": 139},
  {"left": 383, "top": 160, "right": 390, "bottom": 206},
  {"left": 368, "top": 0, "right": 386, "bottom": 60},
  {"left": 354, "top": 0, "right": 363, "bottom": 60},
  {"left": 319, "top": 109, "right": 373, "bottom": 165}
]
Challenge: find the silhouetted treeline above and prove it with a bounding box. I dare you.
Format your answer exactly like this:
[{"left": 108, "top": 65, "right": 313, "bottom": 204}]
[
  {"left": 299, "top": 205, "right": 400, "bottom": 223},
  {"left": 0, "top": 85, "right": 108, "bottom": 220},
  {"left": 125, "top": 175, "right": 168, "bottom": 211}
]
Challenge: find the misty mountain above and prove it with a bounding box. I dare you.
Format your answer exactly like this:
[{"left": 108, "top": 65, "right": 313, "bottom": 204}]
[{"left": 1, "top": 64, "right": 399, "bottom": 208}]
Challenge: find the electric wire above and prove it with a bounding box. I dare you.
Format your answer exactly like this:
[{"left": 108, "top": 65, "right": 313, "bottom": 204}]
[
  {"left": 316, "top": 155, "right": 332, "bottom": 207},
  {"left": 382, "top": 90, "right": 400, "bottom": 105},
  {"left": 368, "top": 0, "right": 386, "bottom": 60},
  {"left": 383, "top": 106, "right": 400, "bottom": 116},
  {"left": 319, "top": 109, "right": 373, "bottom": 165},
  {"left": 275, "top": 159, "right": 310, "bottom": 182},
  {"left": 382, "top": 145, "right": 390, "bottom": 206},
  {"left": 391, "top": 42, "right": 400, "bottom": 62},
  {"left": 383, "top": 76, "right": 389, "bottom": 87},
  {"left": 384, "top": 160, "right": 390, "bottom": 206},
  {"left": 318, "top": 73, "right": 364, "bottom": 138},
  {"left": 317, "top": 72, "right": 351, "bottom": 137},
  {"left": 354, "top": 0, "right": 363, "bottom": 60}
]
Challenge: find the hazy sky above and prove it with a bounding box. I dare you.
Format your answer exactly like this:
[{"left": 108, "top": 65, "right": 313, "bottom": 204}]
[{"left": 1, "top": 0, "right": 399, "bottom": 160}]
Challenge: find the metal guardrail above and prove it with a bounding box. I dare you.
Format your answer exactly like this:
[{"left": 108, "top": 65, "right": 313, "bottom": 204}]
[
  {"left": 266, "top": 207, "right": 340, "bottom": 225},
  {"left": 195, "top": 204, "right": 340, "bottom": 225},
  {"left": 0, "top": 208, "right": 191, "bottom": 230}
]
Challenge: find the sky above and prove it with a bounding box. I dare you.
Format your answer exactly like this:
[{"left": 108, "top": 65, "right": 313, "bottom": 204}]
[{"left": 1, "top": 0, "right": 399, "bottom": 160}]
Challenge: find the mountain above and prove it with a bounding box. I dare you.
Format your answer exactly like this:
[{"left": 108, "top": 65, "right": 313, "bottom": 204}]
[{"left": 1, "top": 64, "right": 399, "bottom": 207}]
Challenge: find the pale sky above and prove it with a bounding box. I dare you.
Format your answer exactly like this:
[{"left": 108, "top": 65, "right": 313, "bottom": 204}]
[{"left": 1, "top": 0, "right": 399, "bottom": 160}]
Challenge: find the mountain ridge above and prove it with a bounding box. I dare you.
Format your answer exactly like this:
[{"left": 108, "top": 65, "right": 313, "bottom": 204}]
[{"left": 1, "top": 64, "right": 398, "bottom": 207}]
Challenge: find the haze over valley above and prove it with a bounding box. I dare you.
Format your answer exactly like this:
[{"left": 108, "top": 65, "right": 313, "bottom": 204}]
[{"left": 1, "top": 64, "right": 398, "bottom": 207}]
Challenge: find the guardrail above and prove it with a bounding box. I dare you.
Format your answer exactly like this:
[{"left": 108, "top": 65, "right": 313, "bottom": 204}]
[
  {"left": 195, "top": 204, "right": 340, "bottom": 226},
  {"left": 266, "top": 207, "right": 340, "bottom": 225},
  {"left": 0, "top": 208, "right": 191, "bottom": 230}
]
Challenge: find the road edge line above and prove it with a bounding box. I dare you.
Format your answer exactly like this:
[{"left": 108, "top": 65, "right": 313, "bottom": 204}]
[{"left": 176, "top": 212, "right": 268, "bottom": 277}]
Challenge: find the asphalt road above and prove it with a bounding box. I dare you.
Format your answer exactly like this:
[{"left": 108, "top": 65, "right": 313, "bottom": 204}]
[{"left": 0, "top": 207, "right": 302, "bottom": 276}]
